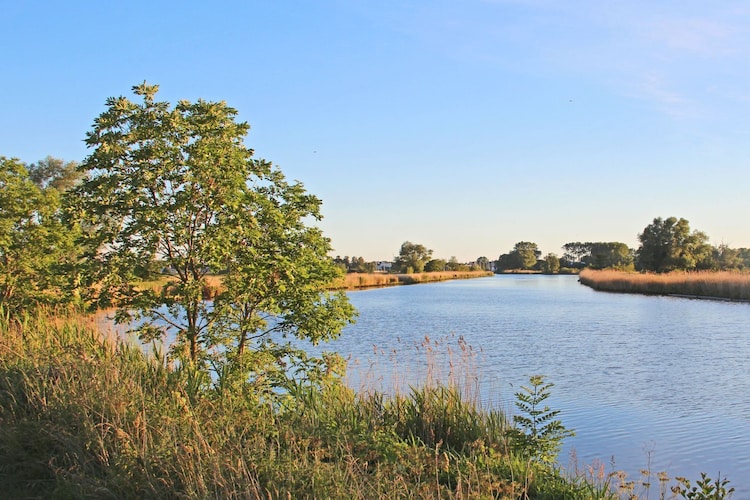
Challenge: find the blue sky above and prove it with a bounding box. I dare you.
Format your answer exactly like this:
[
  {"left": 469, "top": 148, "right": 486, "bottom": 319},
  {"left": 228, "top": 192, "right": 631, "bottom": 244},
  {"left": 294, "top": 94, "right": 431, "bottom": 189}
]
[{"left": 3, "top": 1, "right": 750, "bottom": 261}]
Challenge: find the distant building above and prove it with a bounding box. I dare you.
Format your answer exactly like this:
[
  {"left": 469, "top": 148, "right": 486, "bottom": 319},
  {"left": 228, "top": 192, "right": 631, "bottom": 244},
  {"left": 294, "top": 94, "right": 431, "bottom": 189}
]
[{"left": 376, "top": 261, "right": 393, "bottom": 272}]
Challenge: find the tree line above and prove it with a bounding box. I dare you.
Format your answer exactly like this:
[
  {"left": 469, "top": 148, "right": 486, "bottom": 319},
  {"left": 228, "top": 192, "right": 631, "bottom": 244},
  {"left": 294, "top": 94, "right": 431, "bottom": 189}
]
[{"left": 493, "top": 217, "right": 750, "bottom": 273}]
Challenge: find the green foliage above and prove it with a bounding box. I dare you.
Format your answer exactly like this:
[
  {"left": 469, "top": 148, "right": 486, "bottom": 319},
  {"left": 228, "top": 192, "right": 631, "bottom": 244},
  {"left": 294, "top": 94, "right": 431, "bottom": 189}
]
[
  {"left": 543, "top": 253, "right": 560, "bottom": 273},
  {"left": 475, "top": 256, "right": 491, "bottom": 271},
  {"left": 562, "top": 241, "right": 634, "bottom": 270},
  {"left": 394, "top": 241, "right": 432, "bottom": 273},
  {"left": 26, "top": 156, "right": 82, "bottom": 191},
  {"left": 497, "top": 241, "right": 541, "bottom": 271},
  {"left": 0, "top": 157, "right": 79, "bottom": 311},
  {"left": 511, "top": 375, "right": 574, "bottom": 463},
  {"left": 70, "top": 82, "right": 355, "bottom": 388},
  {"left": 672, "top": 472, "right": 735, "bottom": 499},
  {"left": 636, "top": 217, "right": 712, "bottom": 272},
  {"left": 425, "top": 258, "right": 447, "bottom": 272}
]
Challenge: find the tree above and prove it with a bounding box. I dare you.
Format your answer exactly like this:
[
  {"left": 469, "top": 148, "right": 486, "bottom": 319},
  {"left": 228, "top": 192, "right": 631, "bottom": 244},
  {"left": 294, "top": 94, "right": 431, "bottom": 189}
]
[
  {"left": 27, "top": 156, "right": 82, "bottom": 192},
  {"left": 394, "top": 241, "right": 432, "bottom": 273},
  {"left": 70, "top": 83, "right": 355, "bottom": 391},
  {"left": 542, "top": 253, "right": 560, "bottom": 274},
  {"left": 446, "top": 256, "right": 468, "bottom": 271},
  {"left": 0, "top": 157, "right": 76, "bottom": 311},
  {"left": 497, "top": 241, "right": 540, "bottom": 271},
  {"left": 475, "top": 256, "right": 491, "bottom": 271},
  {"left": 588, "top": 242, "right": 634, "bottom": 270},
  {"left": 424, "top": 258, "right": 447, "bottom": 272},
  {"left": 561, "top": 242, "right": 591, "bottom": 267},
  {"left": 635, "top": 217, "right": 711, "bottom": 272}
]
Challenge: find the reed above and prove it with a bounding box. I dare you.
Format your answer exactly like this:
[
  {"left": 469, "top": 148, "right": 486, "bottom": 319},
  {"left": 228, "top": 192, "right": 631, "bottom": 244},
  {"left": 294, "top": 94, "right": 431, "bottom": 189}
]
[
  {"left": 579, "top": 269, "right": 750, "bottom": 301},
  {"left": 333, "top": 270, "right": 494, "bottom": 290}
]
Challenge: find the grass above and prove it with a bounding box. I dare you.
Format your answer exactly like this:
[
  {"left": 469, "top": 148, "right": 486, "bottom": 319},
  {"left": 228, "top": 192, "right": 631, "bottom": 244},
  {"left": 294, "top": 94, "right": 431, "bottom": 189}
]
[
  {"left": 579, "top": 268, "right": 750, "bottom": 301},
  {"left": 333, "top": 270, "right": 494, "bottom": 290}
]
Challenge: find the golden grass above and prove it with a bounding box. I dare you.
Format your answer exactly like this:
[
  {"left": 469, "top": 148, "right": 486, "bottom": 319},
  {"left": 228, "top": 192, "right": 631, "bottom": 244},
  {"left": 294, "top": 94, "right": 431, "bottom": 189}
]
[
  {"left": 333, "top": 270, "right": 494, "bottom": 290},
  {"left": 579, "top": 268, "right": 750, "bottom": 301}
]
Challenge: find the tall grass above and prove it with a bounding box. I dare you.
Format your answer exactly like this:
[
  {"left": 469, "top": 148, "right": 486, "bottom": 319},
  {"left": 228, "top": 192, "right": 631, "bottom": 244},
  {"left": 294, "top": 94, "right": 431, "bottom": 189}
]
[
  {"left": 334, "top": 270, "right": 494, "bottom": 290},
  {"left": 0, "top": 309, "right": 618, "bottom": 498},
  {"left": 579, "top": 269, "right": 750, "bottom": 301}
]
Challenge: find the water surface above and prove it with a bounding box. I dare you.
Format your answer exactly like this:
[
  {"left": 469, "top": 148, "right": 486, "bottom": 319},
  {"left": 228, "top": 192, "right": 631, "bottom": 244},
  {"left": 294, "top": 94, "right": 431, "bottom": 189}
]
[{"left": 327, "top": 275, "right": 750, "bottom": 492}]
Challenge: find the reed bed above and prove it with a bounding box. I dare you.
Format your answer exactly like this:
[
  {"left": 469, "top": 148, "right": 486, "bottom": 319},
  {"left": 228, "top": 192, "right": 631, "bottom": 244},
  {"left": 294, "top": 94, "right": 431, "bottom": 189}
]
[
  {"left": 334, "top": 270, "right": 494, "bottom": 290},
  {"left": 579, "top": 269, "right": 750, "bottom": 301}
]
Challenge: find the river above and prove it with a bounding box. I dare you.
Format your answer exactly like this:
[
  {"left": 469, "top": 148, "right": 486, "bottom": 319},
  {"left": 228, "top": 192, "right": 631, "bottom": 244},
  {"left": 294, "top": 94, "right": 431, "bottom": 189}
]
[{"left": 324, "top": 274, "right": 750, "bottom": 493}]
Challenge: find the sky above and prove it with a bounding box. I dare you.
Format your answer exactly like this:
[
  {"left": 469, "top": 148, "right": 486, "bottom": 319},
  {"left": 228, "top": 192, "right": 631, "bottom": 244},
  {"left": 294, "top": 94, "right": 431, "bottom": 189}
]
[{"left": 3, "top": 1, "right": 750, "bottom": 262}]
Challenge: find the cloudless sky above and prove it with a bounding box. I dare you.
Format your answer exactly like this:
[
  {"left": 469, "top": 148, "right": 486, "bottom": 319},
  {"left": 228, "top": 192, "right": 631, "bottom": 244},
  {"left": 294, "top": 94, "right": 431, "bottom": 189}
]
[{"left": 3, "top": 1, "right": 750, "bottom": 261}]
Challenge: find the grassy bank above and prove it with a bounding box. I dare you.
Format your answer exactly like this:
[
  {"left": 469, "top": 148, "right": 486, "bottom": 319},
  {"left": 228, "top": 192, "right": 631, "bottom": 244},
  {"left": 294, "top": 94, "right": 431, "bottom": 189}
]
[
  {"left": 0, "top": 310, "right": 617, "bottom": 499},
  {"left": 334, "top": 270, "right": 494, "bottom": 290},
  {"left": 579, "top": 269, "right": 750, "bottom": 301}
]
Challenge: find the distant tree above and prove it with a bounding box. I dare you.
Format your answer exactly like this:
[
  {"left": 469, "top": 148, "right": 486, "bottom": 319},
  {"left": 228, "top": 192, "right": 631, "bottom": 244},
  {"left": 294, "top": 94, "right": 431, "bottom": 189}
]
[
  {"left": 561, "top": 242, "right": 591, "bottom": 266},
  {"left": 70, "top": 83, "right": 355, "bottom": 390},
  {"left": 27, "top": 156, "right": 82, "bottom": 192},
  {"left": 475, "top": 256, "right": 491, "bottom": 271},
  {"left": 394, "top": 241, "right": 432, "bottom": 273},
  {"left": 738, "top": 248, "right": 750, "bottom": 269},
  {"left": 515, "top": 242, "right": 541, "bottom": 269},
  {"left": 496, "top": 242, "right": 541, "bottom": 271},
  {"left": 446, "top": 256, "right": 468, "bottom": 271},
  {"left": 425, "top": 258, "right": 447, "bottom": 272},
  {"left": 588, "top": 242, "right": 634, "bottom": 270},
  {"left": 706, "top": 244, "right": 743, "bottom": 271},
  {"left": 543, "top": 253, "right": 560, "bottom": 274},
  {"left": 635, "top": 217, "right": 711, "bottom": 272},
  {"left": 495, "top": 253, "right": 514, "bottom": 272}
]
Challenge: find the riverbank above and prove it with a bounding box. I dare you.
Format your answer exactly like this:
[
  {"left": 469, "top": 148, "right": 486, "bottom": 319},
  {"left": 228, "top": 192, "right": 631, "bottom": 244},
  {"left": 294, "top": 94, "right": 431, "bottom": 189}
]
[
  {"left": 579, "top": 268, "right": 750, "bottom": 301},
  {"left": 136, "top": 271, "right": 494, "bottom": 298},
  {"left": 333, "top": 270, "right": 494, "bottom": 290}
]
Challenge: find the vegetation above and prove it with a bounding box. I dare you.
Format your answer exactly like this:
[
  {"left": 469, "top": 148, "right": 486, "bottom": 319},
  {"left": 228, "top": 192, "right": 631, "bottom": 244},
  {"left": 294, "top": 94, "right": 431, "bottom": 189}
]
[
  {"left": 579, "top": 268, "right": 750, "bottom": 301},
  {"left": 636, "top": 217, "right": 712, "bottom": 273},
  {"left": 497, "top": 241, "right": 542, "bottom": 271},
  {"left": 393, "top": 241, "right": 433, "bottom": 273},
  {"left": 334, "top": 270, "right": 493, "bottom": 289},
  {"left": 0, "top": 157, "right": 79, "bottom": 312},
  {"left": 69, "top": 82, "right": 355, "bottom": 391},
  {"left": 562, "top": 242, "right": 634, "bottom": 270},
  {"left": 510, "top": 376, "right": 574, "bottom": 463}
]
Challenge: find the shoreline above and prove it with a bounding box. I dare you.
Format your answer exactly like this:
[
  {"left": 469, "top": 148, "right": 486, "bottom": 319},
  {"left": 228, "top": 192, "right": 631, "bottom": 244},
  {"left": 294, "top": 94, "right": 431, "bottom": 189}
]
[{"left": 332, "top": 270, "right": 494, "bottom": 291}]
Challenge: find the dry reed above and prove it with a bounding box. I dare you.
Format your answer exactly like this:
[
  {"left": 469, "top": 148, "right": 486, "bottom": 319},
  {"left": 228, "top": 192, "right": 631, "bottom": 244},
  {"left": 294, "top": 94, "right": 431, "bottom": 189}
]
[
  {"left": 579, "top": 268, "right": 750, "bottom": 301},
  {"left": 333, "top": 270, "right": 493, "bottom": 290}
]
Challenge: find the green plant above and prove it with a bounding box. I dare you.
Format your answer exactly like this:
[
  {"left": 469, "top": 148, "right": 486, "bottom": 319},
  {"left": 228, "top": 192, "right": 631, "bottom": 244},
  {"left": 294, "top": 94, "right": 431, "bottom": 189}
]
[
  {"left": 672, "top": 472, "right": 734, "bottom": 499},
  {"left": 511, "top": 375, "right": 574, "bottom": 463}
]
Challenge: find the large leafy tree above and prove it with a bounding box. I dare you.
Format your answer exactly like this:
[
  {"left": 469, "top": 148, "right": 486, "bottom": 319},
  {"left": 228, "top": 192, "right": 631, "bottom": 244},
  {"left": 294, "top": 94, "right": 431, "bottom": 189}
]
[
  {"left": 635, "top": 216, "right": 711, "bottom": 272},
  {"left": 70, "top": 83, "right": 355, "bottom": 390},
  {"left": 394, "top": 241, "right": 433, "bottom": 273},
  {"left": 0, "top": 157, "right": 76, "bottom": 310}
]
